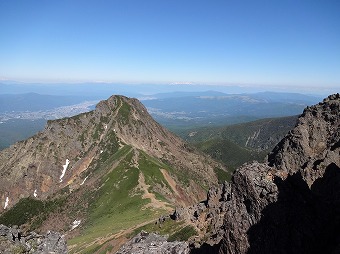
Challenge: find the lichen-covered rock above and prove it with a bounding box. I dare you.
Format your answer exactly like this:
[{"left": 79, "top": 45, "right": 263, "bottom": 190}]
[
  {"left": 117, "top": 231, "right": 189, "bottom": 254},
  {"left": 0, "top": 224, "right": 67, "bottom": 254},
  {"left": 0, "top": 223, "right": 10, "bottom": 236}
]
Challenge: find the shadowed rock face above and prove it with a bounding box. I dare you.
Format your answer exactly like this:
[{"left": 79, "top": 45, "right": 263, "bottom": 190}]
[
  {"left": 177, "top": 94, "right": 340, "bottom": 253},
  {"left": 246, "top": 162, "right": 340, "bottom": 254}
]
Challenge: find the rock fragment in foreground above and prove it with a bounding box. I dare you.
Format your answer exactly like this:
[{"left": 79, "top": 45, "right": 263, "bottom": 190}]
[
  {"left": 0, "top": 224, "right": 67, "bottom": 254},
  {"left": 117, "top": 231, "right": 189, "bottom": 254}
]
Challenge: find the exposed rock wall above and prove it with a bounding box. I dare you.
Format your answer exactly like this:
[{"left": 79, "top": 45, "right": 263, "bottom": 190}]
[
  {"left": 268, "top": 93, "right": 340, "bottom": 186},
  {"left": 174, "top": 163, "right": 279, "bottom": 252}
]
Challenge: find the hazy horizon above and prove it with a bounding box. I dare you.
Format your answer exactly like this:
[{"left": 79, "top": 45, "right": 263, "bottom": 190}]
[{"left": 0, "top": 80, "right": 338, "bottom": 98}]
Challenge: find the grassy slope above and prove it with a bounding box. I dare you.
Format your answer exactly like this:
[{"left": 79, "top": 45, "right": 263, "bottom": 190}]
[
  {"left": 177, "top": 115, "right": 297, "bottom": 145},
  {"left": 68, "top": 145, "right": 185, "bottom": 253},
  {"left": 218, "top": 115, "right": 298, "bottom": 148},
  {"left": 170, "top": 116, "right": 297, "bottom": 172},
  {"left": 69, "top": 149, "right": 152, "bottom": 251},
  {"left": 196, "top": 138, "right": 267, "bottom": 171},
  {"left": 0, "top": 142, "right": 185, "bottom": 253}
]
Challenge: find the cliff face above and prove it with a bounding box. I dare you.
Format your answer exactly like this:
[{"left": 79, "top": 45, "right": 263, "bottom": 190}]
[
  {"left": 174, "top": 94, "right": 340, "bottom": 254},
  {"left": 268, "top": 93, "right": 340, "bottom": 186}
]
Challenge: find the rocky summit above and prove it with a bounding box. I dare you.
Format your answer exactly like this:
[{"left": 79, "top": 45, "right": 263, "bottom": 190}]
[
  {"left": 171, "top": 94, "right": 340, "bottom": 254},
  {"left": 0, "top": 95, "right": 227, "bottom": 211}
]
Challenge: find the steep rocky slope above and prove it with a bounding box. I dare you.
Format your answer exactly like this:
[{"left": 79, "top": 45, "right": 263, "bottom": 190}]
[
  {"left": 0, "top": 95, "right": 225, "bottom": 211},
  {"left": 171, "top": 94, "right": 340, "bottom": 253},
  {"left": 0, "top": 95, "right": 228, "bottom": 253}
]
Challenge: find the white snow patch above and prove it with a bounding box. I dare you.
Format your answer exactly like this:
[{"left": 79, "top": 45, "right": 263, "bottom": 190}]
[
  {"left": 71, "top": 219, "right": 81, "bottom": 230},
  {"left": 34, "top": 189, "right": 38, "bottom": 198},
  {"left": 245, "top": 136, "right": 250, "bottom": 147},
  {"left": 80, "top": 176, "right": 89, "bottom": 186},
  {"left": 4, "top": 197, "right": 9, "bottom": 209},
  {"left": 60, "top": 159, "right": 70, "bottom": 182},
  {"left": 189, "top": 131, "right": 197, "bottom": 137}
]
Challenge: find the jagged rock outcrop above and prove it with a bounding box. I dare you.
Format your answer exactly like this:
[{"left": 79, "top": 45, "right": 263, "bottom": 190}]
[
  {"left": 173, "top": 94, "right": 340, "bottom": 254},
  {"left": 268, "top": 93, "right": 340, "bottom": 186},
  {"left": 116, "top": 231, "right": 189, "bottom": 254},
  {"left": 173, "top": 162, "right": 279, "bottom": 251},
  {"left": 0, "top": 224, "right": 67, "bottom": 254}
]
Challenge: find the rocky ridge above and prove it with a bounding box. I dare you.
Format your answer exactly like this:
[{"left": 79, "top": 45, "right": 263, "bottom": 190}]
[
  {"left": 0, "top": 95, "right": 226, "bottom": 212},
  {"left": 170, "top": 94, "right": 340, "bottom": 253}
]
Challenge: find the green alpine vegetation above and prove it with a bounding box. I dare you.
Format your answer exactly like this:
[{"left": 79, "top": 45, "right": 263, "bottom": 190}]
[{"left": 176, "top": 116, "right": 297, "bottom": 170}]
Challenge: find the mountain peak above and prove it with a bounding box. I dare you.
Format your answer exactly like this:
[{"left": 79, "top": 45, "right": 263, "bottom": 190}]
[
  {"left": 0, "top": 95, "right": 227, "bottom": 213},
  {"left": 95, "top": 94, "right": 131, "bottom": 112}
]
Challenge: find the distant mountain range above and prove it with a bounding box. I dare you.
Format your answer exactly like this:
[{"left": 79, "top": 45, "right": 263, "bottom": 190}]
[
  {"left": 2, "top": 81, "right": 335, "bottom": 97},
  {"left": 142, "top": 91, "right": 321, "bottom": 129}
]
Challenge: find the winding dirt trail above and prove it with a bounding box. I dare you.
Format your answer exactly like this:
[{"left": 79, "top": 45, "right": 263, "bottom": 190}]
[
  {"left": 137, "top": 171, "right": 173, "bottom": 211},
  {"left": 69, "top": 218, "right": 158, "bottom": 254}
]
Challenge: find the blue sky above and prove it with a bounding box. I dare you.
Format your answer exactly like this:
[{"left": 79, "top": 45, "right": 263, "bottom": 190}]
[{"left": 0, "top": 0, "right": 339, "bottom": 88}]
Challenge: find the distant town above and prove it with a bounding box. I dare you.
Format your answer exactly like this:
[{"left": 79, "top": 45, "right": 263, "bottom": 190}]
[{"left": 0, "top": 101, "right": 98, "bottom": 123}]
